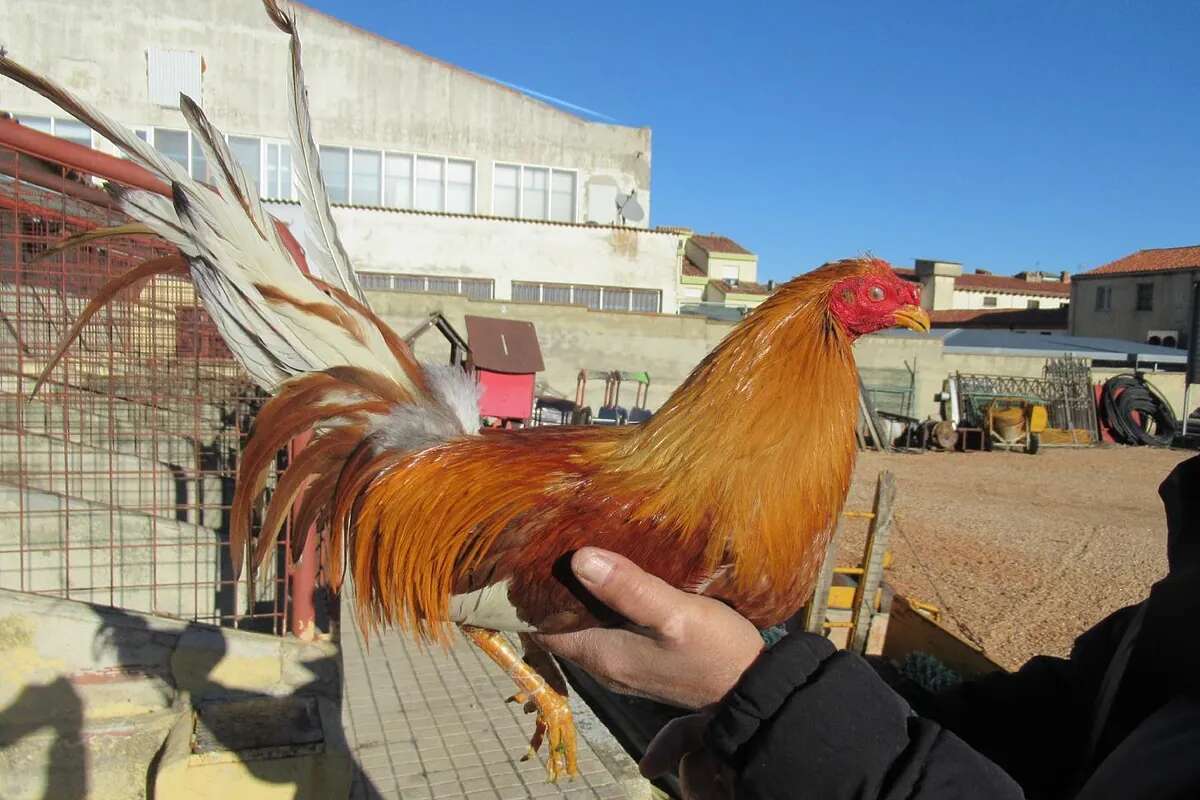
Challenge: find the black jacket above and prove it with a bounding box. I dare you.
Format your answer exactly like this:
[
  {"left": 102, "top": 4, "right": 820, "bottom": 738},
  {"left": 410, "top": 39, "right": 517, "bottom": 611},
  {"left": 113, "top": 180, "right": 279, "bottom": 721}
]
[{"left": 704, "top": 454, "right": 1200, "bottom": 799}]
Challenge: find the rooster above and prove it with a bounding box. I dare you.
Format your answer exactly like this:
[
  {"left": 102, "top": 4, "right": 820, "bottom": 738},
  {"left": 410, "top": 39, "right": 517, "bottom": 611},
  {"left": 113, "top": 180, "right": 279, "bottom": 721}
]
[{"left": 1, "top": 0, "right": 930, "bottom": 781}]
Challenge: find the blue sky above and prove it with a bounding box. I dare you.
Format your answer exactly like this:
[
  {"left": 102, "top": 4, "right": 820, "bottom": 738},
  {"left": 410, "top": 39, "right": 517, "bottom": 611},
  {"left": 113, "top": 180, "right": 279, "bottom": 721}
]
[{"left": 306, "top": 1, "right": 1200, "bottom": 283}]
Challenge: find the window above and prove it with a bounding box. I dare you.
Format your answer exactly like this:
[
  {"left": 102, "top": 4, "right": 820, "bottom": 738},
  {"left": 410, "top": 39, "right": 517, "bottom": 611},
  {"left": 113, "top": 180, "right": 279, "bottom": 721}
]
[
  {"left": 227, "top": 136, "right": 261, "bottom": 194},
  {"left": 351, "top": 149, "right": 382, "bottom": 205},
  {"left": 264, "top": 142, "right": 292, "bottom": 199},
  {"left": 1136, "top": 283, "right": 1154, "bottom": 311},
  {"left": 522, "top": 167, "right": 548, "bottom": 220},
  {"left": 385, "top": 152, "right": 413, "bottom": 208},
  {"left": 982, "top": 296, "right": 998, "bottom": 307},
  {"left": 154, "top": 128, "right": 190, "bottom": 172},
  {"left": 1027, "top": 299, "right": 1041, "bottom": 309},
  {"left": 446, "top": 159, "right": 474, "bottom": 214},
  {"left": 356, "top": 272, "right": 493, "bottom": 300},
  {"left": 21, "top": 115, "right": 93, "bottom": 148},
  {"left": 54, "top": 118, "right": 93, "bottom": 149},
  {"left": 550, "top": 171, "right": 576, "bottom": 222},
  {"left": 416, "top": 156, "right": 445, "bottom": 211},
  {"left": 493, "top": 164, "right": 520, "bottom": 217},
  {"left": 511, "top": 281, "right": 661, "bottom": 313},
  {"left": 1095, "top": 285, "right": 1112, "bottom": 311},
  {"left": 358, "top": 273, "right": 392, "bottom": 290},
  {"left": 146, "top": 49, "right": 202, "bottom": 109},
  {"left": 319, "top": 146, "right": 349, "bottom": 204},
  {"left": 494, "top": 163, "right": 579, "bottom": 222}
]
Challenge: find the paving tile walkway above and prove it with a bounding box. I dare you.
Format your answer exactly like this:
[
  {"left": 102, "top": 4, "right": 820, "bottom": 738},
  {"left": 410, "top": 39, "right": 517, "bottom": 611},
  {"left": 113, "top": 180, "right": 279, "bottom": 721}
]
[{"left": 342, "top": 618, "right": 639, "bottom": 800}]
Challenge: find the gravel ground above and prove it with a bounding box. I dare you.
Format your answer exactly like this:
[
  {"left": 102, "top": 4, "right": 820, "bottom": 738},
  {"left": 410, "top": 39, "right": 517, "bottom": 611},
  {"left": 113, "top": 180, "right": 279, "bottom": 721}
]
[{"left": 838, "top": 446, "right": 1195, "bottom": 671}]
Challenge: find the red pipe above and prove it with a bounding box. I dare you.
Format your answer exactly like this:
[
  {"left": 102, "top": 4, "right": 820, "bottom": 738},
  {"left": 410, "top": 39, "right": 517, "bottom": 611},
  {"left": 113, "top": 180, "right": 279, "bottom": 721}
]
[{"left": 0, "top": 118, "right": 171, "bottom": 195}]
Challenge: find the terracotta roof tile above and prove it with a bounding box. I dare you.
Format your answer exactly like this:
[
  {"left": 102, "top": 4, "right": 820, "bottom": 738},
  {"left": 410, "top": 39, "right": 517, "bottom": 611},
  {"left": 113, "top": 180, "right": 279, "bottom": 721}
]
[
  {"left": 690, "top": 234, "right": 752, "bottom": 255},
  {"left": 930, "top": 307, "right": 1068, "bottom": 329},
  {"left": 955, "top": 273, "right": 1071, "bottom": 297},
  {"left": 1082, "top": 245, "right": 1200, "bottom": 277},
  {"left": 682, "top": 254, "right": 705, "bottom": 277}
]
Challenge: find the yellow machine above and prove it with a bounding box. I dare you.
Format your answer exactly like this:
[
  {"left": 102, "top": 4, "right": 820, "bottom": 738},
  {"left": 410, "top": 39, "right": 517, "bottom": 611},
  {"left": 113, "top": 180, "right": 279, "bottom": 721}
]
[{"left": 984, "top": 398, "right": 1048, "bottom": 454}]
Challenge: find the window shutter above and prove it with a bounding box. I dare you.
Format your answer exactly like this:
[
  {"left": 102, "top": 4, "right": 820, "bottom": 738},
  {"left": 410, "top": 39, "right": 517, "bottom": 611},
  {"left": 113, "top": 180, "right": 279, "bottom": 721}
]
[{"left": 147, "top": 49, "right": 202, "bottom": 108}]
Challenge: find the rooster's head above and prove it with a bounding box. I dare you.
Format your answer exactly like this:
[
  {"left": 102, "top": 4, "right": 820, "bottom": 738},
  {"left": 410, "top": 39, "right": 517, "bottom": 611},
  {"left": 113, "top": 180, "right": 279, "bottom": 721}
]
[{"left": 821, "top": 257, "right": 930, "bottom": 338}]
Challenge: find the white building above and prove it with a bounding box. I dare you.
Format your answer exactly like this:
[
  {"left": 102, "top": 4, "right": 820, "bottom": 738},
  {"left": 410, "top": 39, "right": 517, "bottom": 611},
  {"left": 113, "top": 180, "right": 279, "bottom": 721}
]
[
  {"left": 0, "top": 0, "right": 689, "bottom": 312},
  {"left": 909, "top": 259, "right": 1071, "bottom": 332}
]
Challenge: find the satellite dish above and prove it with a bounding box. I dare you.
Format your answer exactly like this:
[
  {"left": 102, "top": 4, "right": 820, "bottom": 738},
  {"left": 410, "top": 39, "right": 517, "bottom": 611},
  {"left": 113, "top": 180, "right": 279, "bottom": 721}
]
[{"left": 615, "top": 189, "right": 645, "bottom": 224}]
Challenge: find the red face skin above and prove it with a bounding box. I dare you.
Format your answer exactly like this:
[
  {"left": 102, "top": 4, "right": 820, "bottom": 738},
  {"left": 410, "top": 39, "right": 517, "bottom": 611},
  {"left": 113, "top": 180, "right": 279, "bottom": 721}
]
[{"left": 828, "top": 265, "right": 923, "bottom": 338}]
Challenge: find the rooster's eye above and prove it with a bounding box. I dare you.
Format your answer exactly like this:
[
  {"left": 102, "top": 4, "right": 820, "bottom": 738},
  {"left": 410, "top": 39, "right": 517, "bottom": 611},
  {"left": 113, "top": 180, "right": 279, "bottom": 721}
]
[{"left": 868, "top": 286, "right": 885, "bottom": 302}]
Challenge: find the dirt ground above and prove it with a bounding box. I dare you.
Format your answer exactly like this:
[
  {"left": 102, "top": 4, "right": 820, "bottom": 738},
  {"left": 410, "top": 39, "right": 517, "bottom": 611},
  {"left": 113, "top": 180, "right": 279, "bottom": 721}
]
[{"left": 840, "top": 446, "right": 1194, "bottom": 671}]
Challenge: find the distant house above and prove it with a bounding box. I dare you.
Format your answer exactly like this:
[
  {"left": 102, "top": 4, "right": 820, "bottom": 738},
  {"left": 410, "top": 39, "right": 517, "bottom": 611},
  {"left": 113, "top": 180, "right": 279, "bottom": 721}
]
[
  {"left": 676, "top": 232, "right": 770, "bottom": 319},
  {"left": 1070, "top": 245, "right": 1200, "bottom": 348},
  {"left": 905, "top": 259, "right": 1070, "bottom": 333}
]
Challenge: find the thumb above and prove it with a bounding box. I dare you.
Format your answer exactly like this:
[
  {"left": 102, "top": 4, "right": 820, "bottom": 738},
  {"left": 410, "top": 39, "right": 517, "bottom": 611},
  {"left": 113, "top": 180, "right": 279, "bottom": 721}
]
[{"left": 572, "top": 547, "right": 688, "bottom": 631}]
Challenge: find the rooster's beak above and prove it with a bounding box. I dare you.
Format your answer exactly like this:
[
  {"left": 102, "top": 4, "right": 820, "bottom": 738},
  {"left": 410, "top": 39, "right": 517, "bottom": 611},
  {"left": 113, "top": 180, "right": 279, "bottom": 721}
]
[{"left": 893, "top": 305, "right": 931, "bottom": 333}]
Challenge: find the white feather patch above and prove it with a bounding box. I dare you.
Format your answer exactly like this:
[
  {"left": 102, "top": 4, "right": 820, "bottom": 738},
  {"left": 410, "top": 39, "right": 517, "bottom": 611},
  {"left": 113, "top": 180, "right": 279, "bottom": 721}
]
[
  {"left": 448, "top": 581, "right": 535, "bottom": 632},
  {"left": 425, "top": 364, "right": 483, "bottom": 435}
]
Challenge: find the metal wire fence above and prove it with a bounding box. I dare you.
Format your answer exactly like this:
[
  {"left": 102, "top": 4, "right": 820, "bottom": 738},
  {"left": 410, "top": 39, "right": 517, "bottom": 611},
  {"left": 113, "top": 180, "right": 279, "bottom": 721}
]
[{"left": 0, "top": 141, "right": 289, "bottom": 633}]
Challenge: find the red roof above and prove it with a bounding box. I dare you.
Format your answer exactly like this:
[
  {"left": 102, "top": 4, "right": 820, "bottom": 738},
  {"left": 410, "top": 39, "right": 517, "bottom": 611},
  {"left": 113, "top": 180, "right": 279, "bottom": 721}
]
[
  {"left": 682, "top": 254, "right": 705, "bottom": 277},
  {"left": 930, "top": 307, "right": 1068, "bottom": 329},
  {"left": 464, "top": 315, "right": 544, "bottom": 373},
  {"left": 1083, "top": 245, "right": 1200, "bottom": 277},
  {"left": 690, "top": 234, "right": 752, "bottom": 256},
  {"left": 708, "top": 279, "right": 772, "bottom": 296},
  {"left": 954, "top": 273, "right": 1071, "bottom": 297}
]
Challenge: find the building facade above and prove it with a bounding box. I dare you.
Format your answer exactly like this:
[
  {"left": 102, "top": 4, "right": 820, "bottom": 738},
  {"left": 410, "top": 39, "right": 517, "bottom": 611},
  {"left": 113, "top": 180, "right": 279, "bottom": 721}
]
[
  {"left": 0, "top": 0, "right": 698, "bottom": 311},
  {"left": 1070, "top": 245, "right": 1200, "bottom": 348}
]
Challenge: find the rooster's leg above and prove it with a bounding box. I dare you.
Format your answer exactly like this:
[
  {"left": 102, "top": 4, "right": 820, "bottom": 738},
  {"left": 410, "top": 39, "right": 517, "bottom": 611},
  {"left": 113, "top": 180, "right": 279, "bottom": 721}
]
[{"left": 461, "top": 625, "right": 578, "bottom": 781}]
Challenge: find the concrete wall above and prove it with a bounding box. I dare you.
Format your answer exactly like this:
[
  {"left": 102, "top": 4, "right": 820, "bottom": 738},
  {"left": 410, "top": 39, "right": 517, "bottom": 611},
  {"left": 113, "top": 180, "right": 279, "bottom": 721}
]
[
  {"left": 0, "top": 0, "right": 651, "bottom": 225},
  {"left": 1071, "top": 271, "right": 1199, "bottom": 346},
  {"left": 0, "top": 588, "right": 348, "bottom": 800},
  {"left": 368, "top": 290, "right": 728, "bottom": 412},
  {"left": 269, "top": 202, "right": 682, "bottom": 312},
  {"left": 369, "top": 288, "right": 1200, "bottom": 425}
]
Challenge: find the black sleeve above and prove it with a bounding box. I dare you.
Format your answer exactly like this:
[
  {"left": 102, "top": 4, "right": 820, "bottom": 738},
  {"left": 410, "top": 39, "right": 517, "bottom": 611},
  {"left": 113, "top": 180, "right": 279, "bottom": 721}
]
[{"left": 703, "top": 633, "right": 1025, "bottom": 799}]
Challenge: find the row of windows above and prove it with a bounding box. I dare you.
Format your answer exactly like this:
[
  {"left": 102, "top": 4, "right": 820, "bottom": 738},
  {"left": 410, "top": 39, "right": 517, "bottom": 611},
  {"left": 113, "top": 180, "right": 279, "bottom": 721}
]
[
  {"left": 1093, "top": 284, "right": 1153, "bottom": 312},
  {"left": 16, "top": 115, "right": 582, "bottom": 222},
  {"left": 318, "top": 147, "right": 476, "bottom": 213},
  {"left": 512, "top": 281, "right": 662, "bottom": 313},
  {"left": 493, "top": 164, "right": 577, "bottom": 223},
  {"left": 357, "top": 272, "right": 494, "bottom": 300},
  {"left": 355, "top": 273, "right": 662, "bottom": 313},
  {"left": 980, "top": 296, "right": 1043, "bottom": 309}
]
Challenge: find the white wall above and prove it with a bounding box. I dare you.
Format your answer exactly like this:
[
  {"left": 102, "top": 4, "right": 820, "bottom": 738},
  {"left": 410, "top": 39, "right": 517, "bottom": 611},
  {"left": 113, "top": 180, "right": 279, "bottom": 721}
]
[
  {"left": 269, "top": 203, "right": 682, "bottom": 312},
  {"left": 0, "top": 0, "right": 652, "bottom": 225},
  {"left": 952, "top": 289, "right": 1069, "bottom": 310}
]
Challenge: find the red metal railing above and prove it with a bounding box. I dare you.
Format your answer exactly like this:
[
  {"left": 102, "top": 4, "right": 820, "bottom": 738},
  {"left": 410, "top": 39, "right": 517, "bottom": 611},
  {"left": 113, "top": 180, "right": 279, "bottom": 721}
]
[{"left": 0, "top": 126, "right": 296, "bottom": 634}]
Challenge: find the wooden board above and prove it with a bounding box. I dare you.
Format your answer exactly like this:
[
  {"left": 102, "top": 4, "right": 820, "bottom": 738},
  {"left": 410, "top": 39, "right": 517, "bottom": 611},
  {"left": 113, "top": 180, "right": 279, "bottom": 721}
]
[{"left": 883, "top": 597, "right": 1007, "bottom": 678}]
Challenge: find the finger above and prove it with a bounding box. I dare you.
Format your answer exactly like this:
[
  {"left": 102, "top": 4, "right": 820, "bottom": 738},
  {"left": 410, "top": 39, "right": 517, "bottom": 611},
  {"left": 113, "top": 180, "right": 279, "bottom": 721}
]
[
  {"left": 572, "top": 547, "right": 690, "bottom": 631},
  {"left": 639, "top": 713, "right": 709, "bottom": 779}
]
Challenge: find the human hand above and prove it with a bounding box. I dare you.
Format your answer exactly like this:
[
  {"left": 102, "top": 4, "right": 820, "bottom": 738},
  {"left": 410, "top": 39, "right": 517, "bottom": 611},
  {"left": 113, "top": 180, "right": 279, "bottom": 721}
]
[{"left": 533, "top": 547, "right": 764, "bottom": 710}]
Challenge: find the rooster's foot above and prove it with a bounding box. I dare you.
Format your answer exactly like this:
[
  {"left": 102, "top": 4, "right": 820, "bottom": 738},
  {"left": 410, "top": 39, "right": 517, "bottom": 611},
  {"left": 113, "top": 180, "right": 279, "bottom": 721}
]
[{"left": 462, "top": 626, "right": 579, "bottom": 782}]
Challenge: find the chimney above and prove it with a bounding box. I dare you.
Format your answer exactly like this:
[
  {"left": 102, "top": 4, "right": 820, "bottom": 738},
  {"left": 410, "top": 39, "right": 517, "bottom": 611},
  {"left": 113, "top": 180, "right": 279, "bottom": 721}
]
[
  {"left": 1060, "top": 270, "right": 1071, "bottom": 283},
  {"left": 767, "top": 279, "right": 776, "bottom": 291},
  {"left": 974, "top": 268, "right": 992, "bottom": 276},
  {"left": 914, "top": 259, "right": 963, "bottom": 311}
]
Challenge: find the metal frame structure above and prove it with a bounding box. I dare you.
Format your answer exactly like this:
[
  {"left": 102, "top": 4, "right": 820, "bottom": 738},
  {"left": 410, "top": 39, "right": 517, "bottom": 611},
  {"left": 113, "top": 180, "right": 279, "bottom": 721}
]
[{"left": 0, "top": 124, "right": 300, "bottom": 634}]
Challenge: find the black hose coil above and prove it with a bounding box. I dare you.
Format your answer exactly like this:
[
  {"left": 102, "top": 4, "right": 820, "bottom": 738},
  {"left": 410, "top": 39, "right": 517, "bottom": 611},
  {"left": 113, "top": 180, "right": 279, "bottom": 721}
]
[{"left": 1100, "top": 373, "right": 1178, "bottom": 447}]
